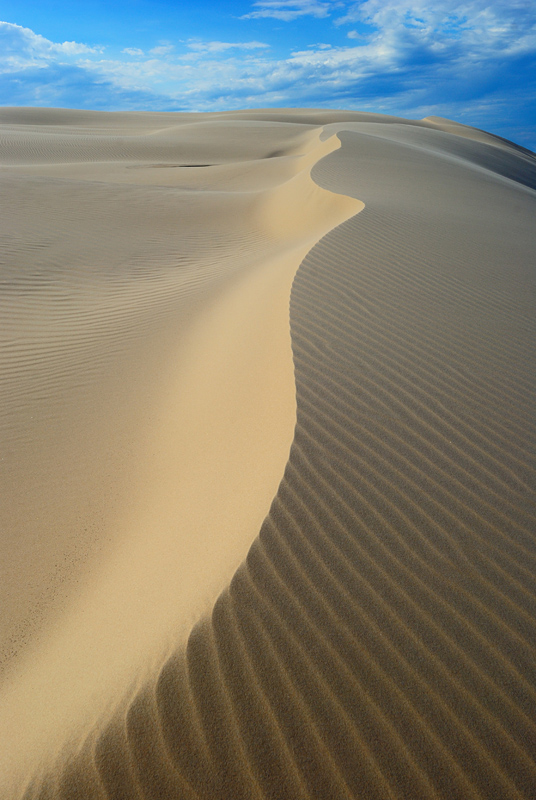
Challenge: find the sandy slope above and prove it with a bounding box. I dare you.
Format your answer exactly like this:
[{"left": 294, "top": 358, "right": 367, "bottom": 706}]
[{"left": 0, "top": 108, "right": 535, "bottom": 799}]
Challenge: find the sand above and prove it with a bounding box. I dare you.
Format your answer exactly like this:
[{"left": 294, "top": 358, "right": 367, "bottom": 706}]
[{"left": 0, "top": 108, "right": 535, "bottom": 799}]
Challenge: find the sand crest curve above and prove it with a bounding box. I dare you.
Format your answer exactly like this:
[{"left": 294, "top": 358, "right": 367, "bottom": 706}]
[{"left": 1, "top": 109, "right": 535, "bottom": 799}]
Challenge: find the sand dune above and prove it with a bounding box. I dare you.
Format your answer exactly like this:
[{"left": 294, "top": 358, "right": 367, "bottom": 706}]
[{"left": 0, "top": 108, "right": 535, "bottom": 799}]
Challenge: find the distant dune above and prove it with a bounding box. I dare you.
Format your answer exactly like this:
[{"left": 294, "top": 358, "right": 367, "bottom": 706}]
[{"left": 0, "top": 108, "right": 535, "bottom": 799}]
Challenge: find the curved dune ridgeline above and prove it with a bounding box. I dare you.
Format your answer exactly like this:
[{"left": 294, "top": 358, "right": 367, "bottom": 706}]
[
  {"left": 0, "top": 109, "right": 361, "bottom": 793},
  {"left": 1, "top": 110, "right": 536, "bottom": 799}
]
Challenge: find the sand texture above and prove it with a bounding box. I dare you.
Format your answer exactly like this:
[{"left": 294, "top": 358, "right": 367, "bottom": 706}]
[{"left": 0, "top": 108, "right": 535, "bottom": 799}]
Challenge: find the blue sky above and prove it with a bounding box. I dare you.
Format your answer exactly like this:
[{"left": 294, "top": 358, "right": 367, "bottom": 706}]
[{"left": 1, "top": 1, "right": 535, "bottom": 150}]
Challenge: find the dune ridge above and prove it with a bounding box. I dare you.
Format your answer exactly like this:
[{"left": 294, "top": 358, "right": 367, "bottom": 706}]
[
  {"left": 0, "top": 110, "right": 361, "bottom": 794},
  {"left": 1, "top": 110, "right": 535, "bottom": 798}
]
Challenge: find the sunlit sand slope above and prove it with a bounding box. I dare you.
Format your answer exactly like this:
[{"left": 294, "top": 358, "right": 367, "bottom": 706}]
[
  {"left": 1, "top": 110, "right": 536, "bottom": 799},
  {"left": 0, "top": 108, "right": 361, "bottom": 791}
]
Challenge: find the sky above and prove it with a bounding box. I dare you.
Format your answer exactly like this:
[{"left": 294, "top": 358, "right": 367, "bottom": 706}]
[{"left": 1, "top": 0, "right": 535, "bottom": 150}]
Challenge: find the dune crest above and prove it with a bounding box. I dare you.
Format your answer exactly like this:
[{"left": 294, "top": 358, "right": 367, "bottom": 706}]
[
  {"left": 1, "top": 109, "right": 535, "bottom": 799},
  {"left": 0, "top": 112, "right": 362, "bottom": 792}
]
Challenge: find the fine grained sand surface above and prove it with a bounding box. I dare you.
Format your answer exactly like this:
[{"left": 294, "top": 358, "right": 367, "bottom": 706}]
[{"left": 0, "top": 108, "right": 535, "bottom": 799}]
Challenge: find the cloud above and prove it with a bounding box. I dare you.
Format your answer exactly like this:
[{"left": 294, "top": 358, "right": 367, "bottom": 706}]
[
  {"left": 336, "top": 0, "right": 536, "bottom": 55},
  {"left": 52, "top": 40, "right": 101, "bottom": 55},
  {"left": 150, "top": 44, "right": 174, "bottom": 56},
  {"left": 0, "top": 21, "right": 101, "bottom": 67},
  {"left": 122, "top": 47, "right": 144, "bottom": 57},
  {"left": 241, "top": 0, "right": 334, "bottom": 22},
  {"left": 0, "top": 61, "right": 175, "bottom": 110},
  {"left": 186, "top": 40, "right": 269, "bottom": 53}
]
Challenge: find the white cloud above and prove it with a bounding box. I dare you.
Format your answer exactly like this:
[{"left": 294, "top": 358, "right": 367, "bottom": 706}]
[
  {"left": 336, "top": 0, "right": 536, "bottom": 54},
  {"left": 150, "top": 44, "right": 174, "bottom": 56},
  {"left": 186, "top": 40, "right": 269, "bottom": 53},
  {"left": 51, "top": 40, "right": 101, "bottom": 55},
  {"left": 241, "top": 0, "right": 334, "bottom": 22},
  {"left": 0, "top": 21, "right": 101, "bottom": 68},
  {"left": 122, "top": 47, "right": 144, "bottom": 56}
]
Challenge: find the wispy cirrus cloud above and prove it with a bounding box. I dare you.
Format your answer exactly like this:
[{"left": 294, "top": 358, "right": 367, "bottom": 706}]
[
  {"left": 336, "top": 0, "right": 536, "bottom": 53},
  {"left": 185, "top": 40, "right": 270, "bottom": 53},
  {"left": 150, "top": 44, "right": 174, "bottom": 56},
  {"left": 0, "top": 61, "right": 170, "bottom": 110},
  {"left": 241, "top": 0, "right": 335, "bottom": 22}
]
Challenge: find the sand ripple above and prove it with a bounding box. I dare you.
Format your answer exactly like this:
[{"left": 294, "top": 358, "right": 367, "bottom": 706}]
[{"left": 2, "top": 110, "right": 535, "bottom": 799}]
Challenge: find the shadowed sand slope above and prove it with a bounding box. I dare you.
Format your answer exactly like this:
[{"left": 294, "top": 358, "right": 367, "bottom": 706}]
[{"left": 1, "top": 110, "right": 536, "bottom": 799}]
